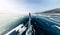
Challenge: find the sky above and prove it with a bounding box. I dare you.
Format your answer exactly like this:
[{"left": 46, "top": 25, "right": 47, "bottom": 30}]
[
  {"left": 13, "top": 0, "right": 60, "bottom": 13},
  {"left": 0, "top": 0, "right": 26, "bottom": 14},
  {"left": 26, "top": 0, "right": 60, "bottom": 13},
  {"left": 0, "top": 0, "right": 60, "bottom": 13}
]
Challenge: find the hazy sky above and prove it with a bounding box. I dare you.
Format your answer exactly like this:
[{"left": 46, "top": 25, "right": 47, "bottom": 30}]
[
  {"left": 16, "top": 0, "right": 60, "bottom": 13},
  {"left": 26, "top": 0, "right": 60, "bottom": 12},
  {"left": 0, "top": 0, "right": 60, "bottom": 13}
]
